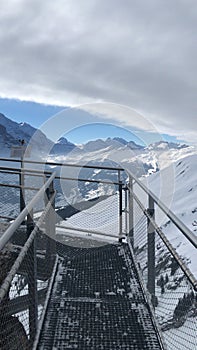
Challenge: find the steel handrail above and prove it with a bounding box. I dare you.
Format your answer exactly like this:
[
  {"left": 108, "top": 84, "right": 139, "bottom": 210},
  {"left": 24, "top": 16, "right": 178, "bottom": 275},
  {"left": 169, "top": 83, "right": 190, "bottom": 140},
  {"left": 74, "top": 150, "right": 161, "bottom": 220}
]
[
  {"left": 0, "top": 164, "right": 122, "bottom": 185},
  {"left": 0, "top": 158, "right": 196, "bottom": 247},
  {"left": 0, "top": 157, "right": 124, "bottom": 171},
  {"left": 0, "top": 166, "right": 121, "bottom": 186},
  {"left": 128, "top": 170, "right": 197, "bottom": 249},
  {"left": 0, "top": 166, "right": 46, "bottom": 176},
  {"left": 0, "top": 172, "right": 56, "bottom": 251},
  {"left": 130, "top": 187, "right": 197, "bottom": 291},
  {"left": 0, "top": 183, "right": 41, "bottom": 191}
]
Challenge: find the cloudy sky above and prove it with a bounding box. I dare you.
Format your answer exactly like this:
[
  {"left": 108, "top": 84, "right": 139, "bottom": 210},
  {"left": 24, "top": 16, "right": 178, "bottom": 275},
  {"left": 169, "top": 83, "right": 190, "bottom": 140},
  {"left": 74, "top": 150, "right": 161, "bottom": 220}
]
[{"left": 0, "top": 0, "right": 197, "bottom": 143}]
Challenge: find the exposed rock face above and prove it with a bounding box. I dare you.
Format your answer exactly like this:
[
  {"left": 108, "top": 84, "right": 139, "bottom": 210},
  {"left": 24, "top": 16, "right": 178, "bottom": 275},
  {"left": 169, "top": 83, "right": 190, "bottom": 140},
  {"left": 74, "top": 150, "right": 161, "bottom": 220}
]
[
  {"left": 0, "top": 124, "right": 18, "bottom": 149},
  {"left": 50, "top": 137, "right": 76, "bottom": 155},
  {"left": 0, "top": 112, "right": 53, "bottom": 155}
]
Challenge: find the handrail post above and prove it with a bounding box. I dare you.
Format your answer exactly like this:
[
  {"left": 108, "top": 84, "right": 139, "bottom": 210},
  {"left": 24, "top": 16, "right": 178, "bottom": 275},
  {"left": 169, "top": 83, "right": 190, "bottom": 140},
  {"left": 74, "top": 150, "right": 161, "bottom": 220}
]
[
  {"left": 123, "top": 185, "right": 128, "bottom": 236},
  {"left": 128, "top": 176, "right": 134, "bottom": 247},
  {"left": 45, "top": 180, "right": 56, "bottom": 270},
  {"left": 118, "top": 181, "right": 123, "bottom": 242},
  {"left": 19, "top": 156, "right": 25, "bottom": 213},
  {"left": 27, "top": 209, "right": 38, "bottom": 346},
  {"left": 118, "top": 170, "right": 123, "bottom": 242},
  {"left": 147, "top": 195, "right": 156, "bottom": 306}
]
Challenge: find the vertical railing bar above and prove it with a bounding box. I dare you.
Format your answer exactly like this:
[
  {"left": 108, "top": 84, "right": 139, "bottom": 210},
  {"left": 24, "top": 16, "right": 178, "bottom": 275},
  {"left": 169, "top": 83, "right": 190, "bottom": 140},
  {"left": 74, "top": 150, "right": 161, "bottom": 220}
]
[
  {"left": 118, "top": 169, "right": 121, "bottom": 183},
  {"left": 147, "top": 195, "right": 156, "bottom": 306},
  {"left": 117, "top": 170, "right": 123, "bottom": 242},
  {"left": 19, "top": 156, "right": 25, "bottom": 213},
  {"left": 124, "top": 185, "right": 128, "bottom": 235},
  {"left": 119, "top": 180, "right": 123, "bottom": 242},
  {"left": 27, "top": 208, "right": 38, "bottom": 346},
  {"left": 45, "top": 180, "right": 56, "bottom": 272},
  {"left": 128, "top": 175, "right": 134, "bottom": 247}
]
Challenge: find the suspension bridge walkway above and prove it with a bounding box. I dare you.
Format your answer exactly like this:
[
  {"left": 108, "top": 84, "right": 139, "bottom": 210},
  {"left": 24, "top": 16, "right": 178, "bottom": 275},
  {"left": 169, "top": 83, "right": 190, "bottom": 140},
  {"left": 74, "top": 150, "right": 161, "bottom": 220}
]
[{"left": 0, "top": 158, "right": 196, "bottom": 350}]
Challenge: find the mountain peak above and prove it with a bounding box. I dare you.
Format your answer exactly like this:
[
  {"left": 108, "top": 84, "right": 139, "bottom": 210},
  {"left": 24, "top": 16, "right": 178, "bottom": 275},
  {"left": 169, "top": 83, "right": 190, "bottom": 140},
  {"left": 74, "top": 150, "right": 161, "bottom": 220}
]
[
  {"left": 50, "top": 137, "right": 76, "bottom": 154},
  {"left": 57, "top": 137, "right": 75, "bottom": 146},
  {"left": 108, "top": 137, "right": 128, "bottom": 145}
]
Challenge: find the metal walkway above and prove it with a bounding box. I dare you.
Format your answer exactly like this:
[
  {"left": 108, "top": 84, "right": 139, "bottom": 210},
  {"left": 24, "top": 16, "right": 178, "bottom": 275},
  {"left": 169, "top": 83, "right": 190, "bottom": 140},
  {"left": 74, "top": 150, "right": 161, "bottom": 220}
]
[
  {"left": 38, "top": 243, "right": 162, "bottom": 350},
  {"left": 0, "top": 158, "right": 196, "bottom": 350}
]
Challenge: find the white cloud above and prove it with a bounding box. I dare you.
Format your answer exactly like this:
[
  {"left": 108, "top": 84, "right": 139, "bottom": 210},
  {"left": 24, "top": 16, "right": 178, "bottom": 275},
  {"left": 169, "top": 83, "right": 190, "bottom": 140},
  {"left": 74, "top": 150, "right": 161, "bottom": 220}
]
[
  {"left": 0, "top": 0, "right": 197, "bottom": 142},
  {"left": 79, "top": 103, "right": 156, "bottom": 132}
]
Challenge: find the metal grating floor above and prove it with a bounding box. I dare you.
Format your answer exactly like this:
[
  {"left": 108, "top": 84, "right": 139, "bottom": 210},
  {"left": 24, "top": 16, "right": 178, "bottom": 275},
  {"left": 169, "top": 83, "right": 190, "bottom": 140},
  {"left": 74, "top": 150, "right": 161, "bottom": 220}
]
[{"left": 38, "top": 243, "right": 163, "bottom": 350}]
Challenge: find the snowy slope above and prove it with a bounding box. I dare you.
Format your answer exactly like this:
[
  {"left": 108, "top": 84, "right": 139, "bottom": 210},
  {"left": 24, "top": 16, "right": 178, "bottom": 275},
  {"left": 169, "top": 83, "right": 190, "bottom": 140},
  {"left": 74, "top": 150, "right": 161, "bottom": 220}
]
[
  {"left": 144, "top": 147, "right": 197, "bottom": 231},
  {"left": 144, "top": 149, "right": 197, "bottom": 278},
  {"left": 56, "top": 194, "right": 121, "bottom": 247}
]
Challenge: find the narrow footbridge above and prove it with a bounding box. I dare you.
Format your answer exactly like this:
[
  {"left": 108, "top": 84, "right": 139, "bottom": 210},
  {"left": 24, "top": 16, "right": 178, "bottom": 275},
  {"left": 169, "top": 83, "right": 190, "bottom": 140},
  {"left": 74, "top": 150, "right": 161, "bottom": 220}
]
[{"left": 0, "top": 158, "right": 196, "bottom": 350}]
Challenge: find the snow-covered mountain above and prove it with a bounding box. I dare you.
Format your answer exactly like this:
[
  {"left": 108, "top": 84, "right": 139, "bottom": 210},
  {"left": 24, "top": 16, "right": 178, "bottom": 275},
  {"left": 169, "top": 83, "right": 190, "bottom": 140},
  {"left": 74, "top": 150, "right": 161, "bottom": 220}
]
[
  {"left": 50, "top": 137, "right": 76, "bottom": 155},
  {"left": 80, "top": 137, "right": 144, "bottom": 153},
  {"left": 1, "top": 114, "right": 196, "bottom": 226},
  {"left": 49, "top": 136, "right": 194, "bottom": 185},
  {"left": 0, "top": 114, "right": 143, "bottom": 159},
  {"left": 0, "top": 113, "right": 53, "bottom": 156},
  {"left": 146, "top": 140, "right": 188, "bottom": 151},
  {"left": 1, "top": 113, "right": 191, "bottom": 176}
]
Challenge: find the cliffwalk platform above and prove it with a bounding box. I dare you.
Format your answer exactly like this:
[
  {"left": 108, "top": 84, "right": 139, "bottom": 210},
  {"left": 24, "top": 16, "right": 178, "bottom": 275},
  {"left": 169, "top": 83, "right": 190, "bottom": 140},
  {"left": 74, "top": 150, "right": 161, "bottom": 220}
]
[{"left": 0, "top": 159, "right": 196, "bottom": 350}]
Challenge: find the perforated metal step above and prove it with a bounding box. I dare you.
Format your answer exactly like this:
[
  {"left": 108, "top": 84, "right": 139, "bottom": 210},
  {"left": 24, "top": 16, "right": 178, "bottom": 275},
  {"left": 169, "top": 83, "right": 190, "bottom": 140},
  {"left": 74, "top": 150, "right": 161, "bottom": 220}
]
[{"left": 38, "top": 243, "right": 163, "bottom": 349}]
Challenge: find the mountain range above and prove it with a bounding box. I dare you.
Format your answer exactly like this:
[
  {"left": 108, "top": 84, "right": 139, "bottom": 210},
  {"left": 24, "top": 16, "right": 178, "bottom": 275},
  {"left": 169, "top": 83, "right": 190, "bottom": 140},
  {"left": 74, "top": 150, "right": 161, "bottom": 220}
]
[
  {"left": 1, "top": 113, "right": 195, "bottom": 221},
  {"left": 0, "top": 112, "right": 196, "bottom": 181},
  {"left": 0, "top": 112, "right": 190, "bottom": 182},
  {"left": 0, "top": 112, "right": 187, "bottom": 158}
]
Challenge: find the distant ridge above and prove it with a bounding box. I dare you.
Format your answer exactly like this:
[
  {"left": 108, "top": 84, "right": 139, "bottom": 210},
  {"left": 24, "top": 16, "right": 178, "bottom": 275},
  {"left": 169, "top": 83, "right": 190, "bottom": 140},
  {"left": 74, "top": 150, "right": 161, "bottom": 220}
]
[
  {"left": 0, "top": 112, "right": 189, "bottom": 159},
  {"left": 80, "top": 137, "right": 144, "bottom": 153},
  {"left": 146, "top": 140, "right": 188, "bottom": 151}
]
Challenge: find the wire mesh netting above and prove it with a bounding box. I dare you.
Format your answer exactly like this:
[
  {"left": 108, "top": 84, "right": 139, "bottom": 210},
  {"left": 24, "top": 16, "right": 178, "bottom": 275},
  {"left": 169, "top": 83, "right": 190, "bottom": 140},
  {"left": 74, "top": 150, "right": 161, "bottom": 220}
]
[
  {"left": 154, "top": 231, "right": 196, "bottom": 350},
  {"left": 132, "top": 196, "right": 197, "bottom": 350},
  {"left": 0, "top": 168, "right": 46, "bottom": 220},
  {"left": 24, "top": 173, "right": 45, "bottom": 211},
  {"left": 0, "top": 221, "right": 56, "bottom": 348},
  {"left": 54, "top": 176, "right": 123, "bottom": 241},
  {"left": 0, "top": 170, "right": 21, "bottom": 219},
  {"left": 0, "top": 168, "right": 57, "bottom": 350},
  {"left": 1, "top": 160, "right": 196, "bottom": 350}
]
